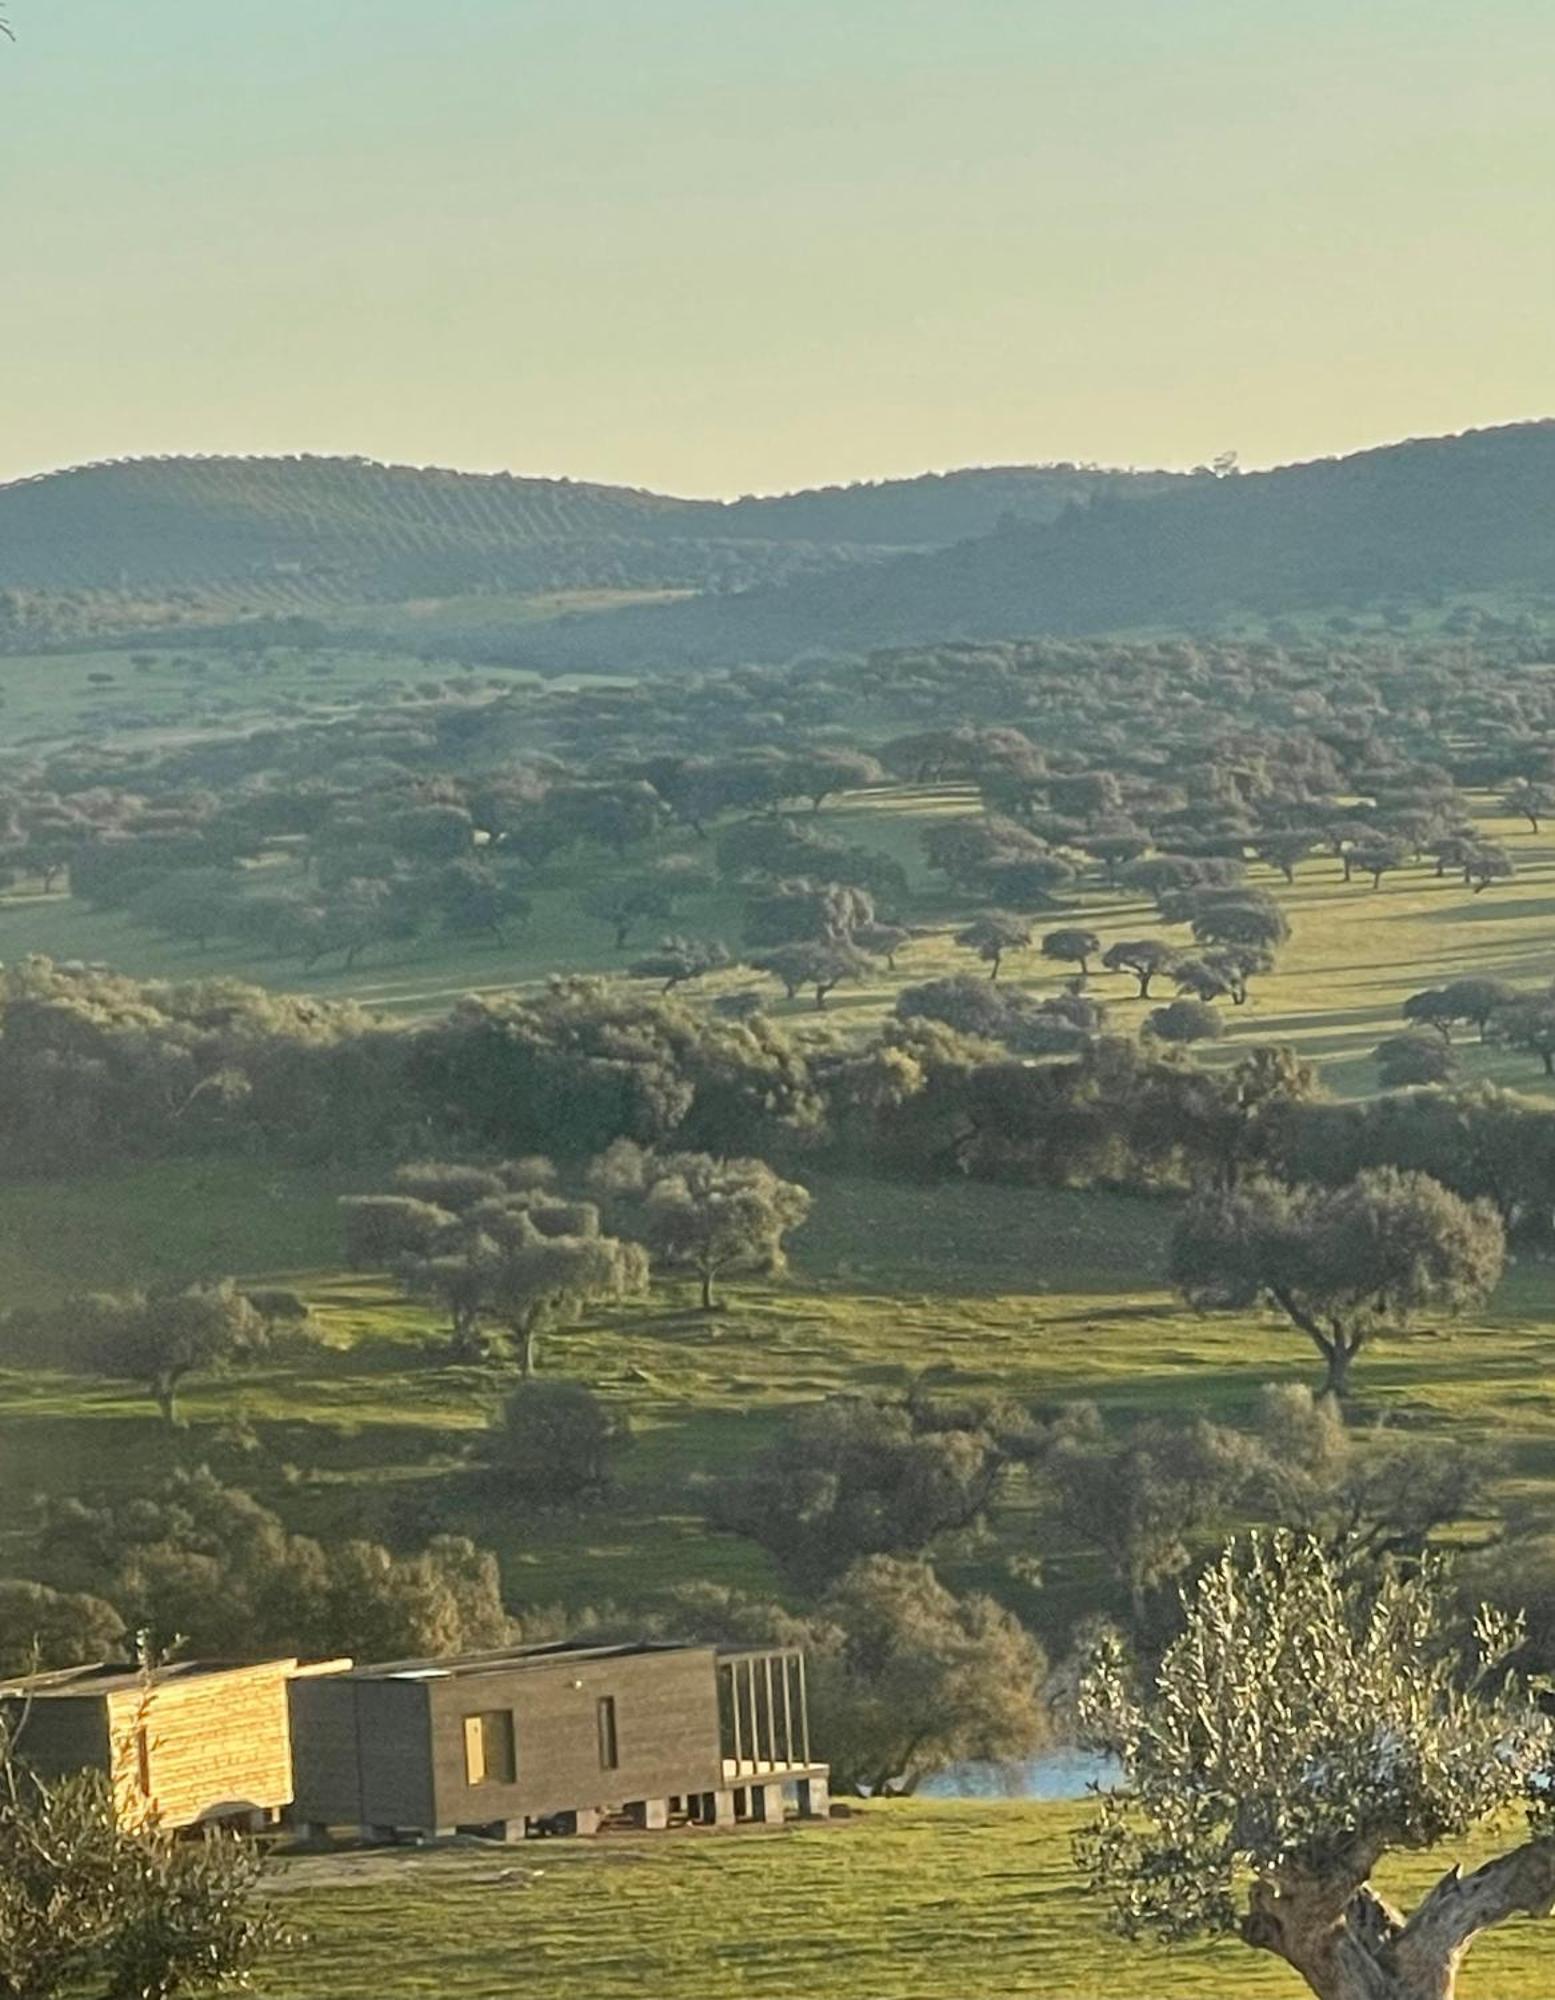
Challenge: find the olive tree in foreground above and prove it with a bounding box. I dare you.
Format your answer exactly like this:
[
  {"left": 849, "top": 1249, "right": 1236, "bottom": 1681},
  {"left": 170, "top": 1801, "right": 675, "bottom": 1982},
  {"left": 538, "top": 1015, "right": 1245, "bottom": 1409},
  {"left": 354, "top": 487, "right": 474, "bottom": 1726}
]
[
  {"left": 1170, "top": 1168, "right": 1504, "bottom": 1397},
  {"left": 0, "top": 1717, "right": 283, "bottom": 2000},
  {"left": 1077, "top": 1533, "right": 1555, "bottom": 2000}
]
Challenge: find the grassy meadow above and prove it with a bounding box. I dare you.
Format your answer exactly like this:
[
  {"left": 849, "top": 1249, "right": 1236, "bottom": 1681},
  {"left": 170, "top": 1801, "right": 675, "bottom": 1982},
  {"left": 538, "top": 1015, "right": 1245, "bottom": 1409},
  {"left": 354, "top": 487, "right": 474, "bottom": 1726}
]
[
  {"left": 4, "top": 774, "right": 1555, "bottom": 1098},
  {"left": 0, "top": 636, "right": 635, "bottom": 751},
  {"left": 0, "top": 1162, "right": 1550, "bottom": 1636},
  {"left": 3, "top": 770, "right": 1555, "bottom": 1616},
  {"left": 261, "top": 1801, "right": 1555, "bottom": 2000},
  {"left": 3, "top": 761, "right": 1555, "bottom": 1997}
]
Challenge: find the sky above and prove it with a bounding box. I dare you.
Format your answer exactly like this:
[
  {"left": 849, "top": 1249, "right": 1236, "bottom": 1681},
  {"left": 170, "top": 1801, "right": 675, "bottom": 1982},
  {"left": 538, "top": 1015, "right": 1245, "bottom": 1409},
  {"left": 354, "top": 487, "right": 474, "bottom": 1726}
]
[{"left": 2, "top": 0, "right": 1552, "bottom": 496}]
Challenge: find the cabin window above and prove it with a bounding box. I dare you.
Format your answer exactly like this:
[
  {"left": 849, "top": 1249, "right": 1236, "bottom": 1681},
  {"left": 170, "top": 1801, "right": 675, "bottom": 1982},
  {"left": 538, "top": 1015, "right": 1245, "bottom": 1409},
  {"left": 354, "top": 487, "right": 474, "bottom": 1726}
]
[
  {"left": 463, "top": 1709, "right": 517, "bottom": 1786},
  {"left": 597, "top": 1695, "right": 619, "bottom": 1771}
]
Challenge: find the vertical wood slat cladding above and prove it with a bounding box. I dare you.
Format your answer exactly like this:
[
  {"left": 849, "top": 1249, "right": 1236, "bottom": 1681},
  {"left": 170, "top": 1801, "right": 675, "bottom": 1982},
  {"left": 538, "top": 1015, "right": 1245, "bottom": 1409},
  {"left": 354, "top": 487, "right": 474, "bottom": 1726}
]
[
  {"left": 287, "top": 1676, "right": 435, "bottom": 1829},
  {"left": 287, "top": 1646, "right": 730, "bottom": 1830},
  {"left": 426, "top": 1645, "right": 724, "bottom": 1825}
]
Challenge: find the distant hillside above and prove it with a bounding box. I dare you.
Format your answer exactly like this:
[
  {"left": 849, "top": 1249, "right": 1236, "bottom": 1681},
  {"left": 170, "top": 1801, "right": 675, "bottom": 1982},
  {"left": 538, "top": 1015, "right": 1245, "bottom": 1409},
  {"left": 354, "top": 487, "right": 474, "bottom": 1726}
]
[
  {"left": 494, "top": 421, "right": 1555, "bottom": 669},
  {"left": 0, "top": 454, "right": 1176, "bottom": 621}
]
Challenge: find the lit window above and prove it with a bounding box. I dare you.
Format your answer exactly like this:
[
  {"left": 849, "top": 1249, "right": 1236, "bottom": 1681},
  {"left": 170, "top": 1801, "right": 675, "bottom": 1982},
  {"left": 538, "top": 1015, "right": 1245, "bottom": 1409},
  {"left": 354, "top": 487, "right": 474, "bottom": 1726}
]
[{"left": 463, "top": 1710, "right": 517, "bottom": 1786}]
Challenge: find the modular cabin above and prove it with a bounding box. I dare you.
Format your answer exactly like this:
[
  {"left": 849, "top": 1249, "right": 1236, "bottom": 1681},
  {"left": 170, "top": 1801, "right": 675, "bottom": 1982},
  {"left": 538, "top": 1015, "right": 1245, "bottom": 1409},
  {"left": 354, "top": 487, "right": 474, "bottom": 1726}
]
[
  {"left": 0, "top": 1656, "right": 346, "bottom": 1830},
  {"left": 287, "top": 1637, "right": 829, "bottom": 1841}
]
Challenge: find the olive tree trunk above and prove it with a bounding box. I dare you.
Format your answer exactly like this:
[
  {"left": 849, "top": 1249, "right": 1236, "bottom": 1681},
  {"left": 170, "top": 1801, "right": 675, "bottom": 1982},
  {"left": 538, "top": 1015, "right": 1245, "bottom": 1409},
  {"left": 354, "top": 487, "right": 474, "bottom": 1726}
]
[{"left": 1244, "top": 1843, "right": 1555, "bottom": 2000}]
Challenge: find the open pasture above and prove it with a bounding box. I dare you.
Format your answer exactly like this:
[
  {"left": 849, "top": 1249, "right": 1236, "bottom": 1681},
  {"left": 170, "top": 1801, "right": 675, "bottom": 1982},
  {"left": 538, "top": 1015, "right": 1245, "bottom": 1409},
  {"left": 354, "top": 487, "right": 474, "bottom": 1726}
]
[
  {"left": 0, "top": 1167, "right": 1551, "bottom": 1639},
  {"left": 262, "top": 1800, "right": 1555, "bottom": 2000},
  {"left": 2, "top": 780, "right": 1554, "bottom": 1104}
]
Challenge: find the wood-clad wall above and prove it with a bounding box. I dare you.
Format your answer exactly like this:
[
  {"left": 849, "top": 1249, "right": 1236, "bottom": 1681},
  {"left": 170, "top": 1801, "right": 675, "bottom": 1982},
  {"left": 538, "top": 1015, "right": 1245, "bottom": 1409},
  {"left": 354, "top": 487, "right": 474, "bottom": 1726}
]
[
  {"left": 426, "top": 1646, "right": 724, "bottom": 1826},
  {"left": 105, "top": 1663, "right": 300, "bottom": 1828}
]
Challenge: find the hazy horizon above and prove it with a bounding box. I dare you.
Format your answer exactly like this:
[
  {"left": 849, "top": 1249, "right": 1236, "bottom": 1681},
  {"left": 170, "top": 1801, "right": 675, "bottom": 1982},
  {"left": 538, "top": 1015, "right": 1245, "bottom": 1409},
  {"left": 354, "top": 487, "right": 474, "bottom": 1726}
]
[
  {"left": 4, "top": 0, "right": 1552, "bottom": 496},
  {"left": 7, "top": 413, "right": 1553, "bottom": 504}
]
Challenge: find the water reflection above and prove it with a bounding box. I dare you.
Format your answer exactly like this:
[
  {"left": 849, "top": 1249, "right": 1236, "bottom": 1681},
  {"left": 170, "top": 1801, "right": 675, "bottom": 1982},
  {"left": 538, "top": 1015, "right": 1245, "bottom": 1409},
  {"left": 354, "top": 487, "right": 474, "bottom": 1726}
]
[{"left": 921, "top": 1749, "right": 1119, "bottom": 1800}]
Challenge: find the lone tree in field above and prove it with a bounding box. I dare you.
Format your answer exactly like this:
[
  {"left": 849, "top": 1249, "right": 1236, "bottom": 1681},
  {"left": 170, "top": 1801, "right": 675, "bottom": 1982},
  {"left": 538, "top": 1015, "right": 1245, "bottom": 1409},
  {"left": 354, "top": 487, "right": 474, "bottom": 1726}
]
[
  {"left": 1077, "top": 1533, "right": 1555, "bottom": 2000},
  {"left": 1347, "top": 835, "right": 1410, "bottom": 889},
  {"left": 1464, "top": 842, "right": 1515, "bottom": 893},
  {"left": 750, "top": 938, "right": 870, "bottom": 1009},
  {"left": 1374, "top": 1032, "right": 1458, "bottom": 1090},
  {"left": 594, "top": 1144, "right": 810, "bottom": 1309},
  {"left": 1501, "top": 778, "right": 1555, "bottom": 832},
  {"left": 62, "top": 1281, "right": 266, "bottom": 1424},
  {"left": 1170, "top": 1169, "right": 1505, "bottom": 1397},
  {"left": 1494, "top": 993, "right": 1555, "bottom": 1076},
  {"left": 1146, "top": 996, "right": 1224, "bottom": 1046},
  {"left": 482, "top": 1210, "right": 649, "bottom": 1377},
  {"left": 810, "top": 1556, "right": 1049, "bottom": 1797},
  {"left": 628, "top": 934, "right": 731, "bottom": 993},
  {"left": 1103, "top": 937, "right": 1178, "bottom": 999},
  {"left": 1041, "top": 926, "right": 1102, "bottom": 982},
  {"left": 954, "top": 912, "right": 1032, "bottom": 982}
]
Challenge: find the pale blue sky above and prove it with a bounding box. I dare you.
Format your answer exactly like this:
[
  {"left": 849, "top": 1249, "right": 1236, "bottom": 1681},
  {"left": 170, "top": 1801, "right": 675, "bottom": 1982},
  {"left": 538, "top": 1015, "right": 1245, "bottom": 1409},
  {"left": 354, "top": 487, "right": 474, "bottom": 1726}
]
[{"left": 2, "top": 1, "right": 1551, "bottom": 492}]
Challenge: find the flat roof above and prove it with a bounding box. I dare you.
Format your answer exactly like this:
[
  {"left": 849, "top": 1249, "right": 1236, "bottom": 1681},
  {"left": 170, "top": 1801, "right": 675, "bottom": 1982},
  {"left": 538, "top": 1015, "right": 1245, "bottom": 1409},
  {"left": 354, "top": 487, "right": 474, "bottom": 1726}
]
[
  {"left": 337, "top": 1639, "right": 705, "bottom": 1682},
  {"left": 0, "top": 1658, "right": 301, "bottom": 1701}
]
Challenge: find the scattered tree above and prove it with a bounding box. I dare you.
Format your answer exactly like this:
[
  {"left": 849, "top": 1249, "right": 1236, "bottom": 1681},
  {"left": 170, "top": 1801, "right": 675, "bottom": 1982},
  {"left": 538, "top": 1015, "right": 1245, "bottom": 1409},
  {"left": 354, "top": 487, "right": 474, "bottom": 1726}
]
[
  {"left": 1041, "top": 926, "right": 1102, "bottom": 981},
  {"left": 955, "top": 912, "right": 1033, "bottom": 982},
  {"left": 486, "top": 1378, "right": 629, "bottom": 1504},
  {"left": 1170, "top": 1169, "right": 1505, "bottom": 1396},
  {"left": 1146, "top": 997, "right": 1224, "bottom": 1046},
  {"left": 1103, "top": 938, "right": 1179, "bottom": 999},
  {"left": 1374, "top": 1031, "right": 1458, "bottom": 1089},
  {"left": 594, "top": 1144, "right": 809, "bottom": 1309}
]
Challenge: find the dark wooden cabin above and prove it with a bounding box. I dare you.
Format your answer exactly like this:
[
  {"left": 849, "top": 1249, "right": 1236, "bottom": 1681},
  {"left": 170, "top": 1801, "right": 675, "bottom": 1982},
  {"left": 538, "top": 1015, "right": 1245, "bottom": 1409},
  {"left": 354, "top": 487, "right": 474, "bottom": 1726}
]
[{"left": 287, "top": 1638, "right": 828, "bottom": 1841}]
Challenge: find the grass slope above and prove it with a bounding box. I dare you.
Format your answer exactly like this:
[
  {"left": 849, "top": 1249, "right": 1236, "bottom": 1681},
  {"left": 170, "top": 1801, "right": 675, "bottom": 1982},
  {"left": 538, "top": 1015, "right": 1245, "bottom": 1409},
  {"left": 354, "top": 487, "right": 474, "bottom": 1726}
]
[
  {"left": 263, "top": 1800, "right": 1553, "bottom": 2000},
  {"left": 0, "top": 641, "right": 631, "bottom": 749},
  {"left": 6, "top": 780, "right": 1555, "bottom": 1103},
  {"left": 0, "top": 1168, "right": 1549, "bottom": 1636}
]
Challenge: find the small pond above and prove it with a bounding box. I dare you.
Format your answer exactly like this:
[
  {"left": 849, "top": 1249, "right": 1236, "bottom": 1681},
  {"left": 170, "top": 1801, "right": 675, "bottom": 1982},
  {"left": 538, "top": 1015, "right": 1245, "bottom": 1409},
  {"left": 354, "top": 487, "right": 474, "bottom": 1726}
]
[{"left": 920, "top": 1749, "right": 1119, "bottom": 1801}]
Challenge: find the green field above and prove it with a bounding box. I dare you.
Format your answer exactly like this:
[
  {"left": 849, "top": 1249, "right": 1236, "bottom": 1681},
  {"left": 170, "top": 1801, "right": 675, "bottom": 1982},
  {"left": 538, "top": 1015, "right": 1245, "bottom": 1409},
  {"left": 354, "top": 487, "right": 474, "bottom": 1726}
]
[
  {"left": 5, "top": 763, "right": 1555, "bottom": 1997},
  {"left": 4, "top": 777, "right": 1555, "bottom": 1621},
  {"left": 0, "top": 634, "right": 637, "bottom": 750},
  {"left": 2, "top": 1162, "right": 1550, "bottom": 1637},
  {"left": 5, "top": 781, "right": 1555, "bottom": 1098},
  {"left": 259, "top": 1800, "right": 1554, "bottom": 2000}
]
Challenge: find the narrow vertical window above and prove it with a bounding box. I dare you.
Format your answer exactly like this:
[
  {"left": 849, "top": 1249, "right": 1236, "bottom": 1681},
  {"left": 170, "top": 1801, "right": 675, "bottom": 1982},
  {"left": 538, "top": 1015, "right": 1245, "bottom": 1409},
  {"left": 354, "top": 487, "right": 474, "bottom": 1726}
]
[
  {"left": 463, "top": 1713, "right": 486, "bottom": 1785},
  {"left": 596, "top": 1695, "right": 619, "bottom": 1771},
  {"left": 135, "top": 1725, "right": 153, "bottom": 1796}
]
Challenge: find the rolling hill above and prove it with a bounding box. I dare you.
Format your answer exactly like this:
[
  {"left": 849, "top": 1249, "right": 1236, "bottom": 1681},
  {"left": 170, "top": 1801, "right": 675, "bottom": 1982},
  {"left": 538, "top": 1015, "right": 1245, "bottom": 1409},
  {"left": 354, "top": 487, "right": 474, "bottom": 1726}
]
[
  {"left": 492, "top": 420, "right": 1555, "bottom": 668},
  {"left": 0, "top": 454, "right": 1176, "bottom": 621},
  {"left": 6, "top": 424, "right": 1550, "bottom": 666}
]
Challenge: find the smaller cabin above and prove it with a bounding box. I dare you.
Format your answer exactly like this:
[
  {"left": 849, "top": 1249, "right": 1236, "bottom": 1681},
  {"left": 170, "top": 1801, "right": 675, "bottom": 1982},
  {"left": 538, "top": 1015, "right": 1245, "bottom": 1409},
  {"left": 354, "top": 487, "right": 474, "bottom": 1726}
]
[
  {"left": 287, "top": 1638, "right": 828, "bottom": 1841},
  {"left": 0, "top": 1657, "right": 345, "bottom": 1830}
]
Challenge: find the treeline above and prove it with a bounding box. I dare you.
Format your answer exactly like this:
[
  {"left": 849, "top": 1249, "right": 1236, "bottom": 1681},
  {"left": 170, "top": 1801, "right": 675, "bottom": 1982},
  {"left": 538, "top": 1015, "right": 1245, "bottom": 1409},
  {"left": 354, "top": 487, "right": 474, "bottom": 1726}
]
[{"left": 8, "top": 958, "right": 1555, "bottom": 1248}]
